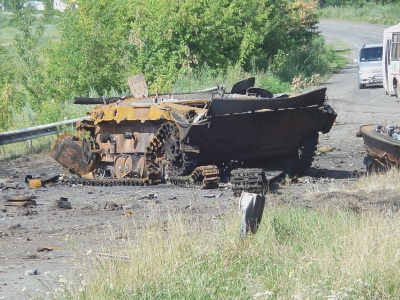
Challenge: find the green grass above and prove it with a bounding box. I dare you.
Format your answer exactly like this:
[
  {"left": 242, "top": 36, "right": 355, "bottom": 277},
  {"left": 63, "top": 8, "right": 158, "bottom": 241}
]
[
  {"left": 0, "top": 12, "right": 15, "bottom": 46},
  {"left": 0, "top": 11, "right": 61, "bottom": 47},
  {"left": 172, "top": 64, "right": 292, "bottom": 95},
  {"left": 52, "top": 198, "right": 400, "bottom": 299},
  {"left": 320, "top": 3, "right": 400, "bottom": 25}
]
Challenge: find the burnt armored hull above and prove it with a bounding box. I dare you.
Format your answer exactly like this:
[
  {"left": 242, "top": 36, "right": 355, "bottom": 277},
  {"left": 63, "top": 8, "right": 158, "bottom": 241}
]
[
  {"left": 360, "top": 124, "right": 400, "bottom": 171},
  {"left": 51, "top": 75, "right": 337, "bottom": 191},
  {"left": 186, "top": 104, "right": 335, "bottom": 163}
]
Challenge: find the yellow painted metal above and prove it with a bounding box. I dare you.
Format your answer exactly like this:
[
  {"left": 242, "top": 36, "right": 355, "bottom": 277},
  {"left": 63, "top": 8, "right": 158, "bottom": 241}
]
[
  {"left": 29, "top": 179, "right": 42, "bottom": 188},
  {"left": 88, "top": 97, "right": 208, "bottom": 125}
]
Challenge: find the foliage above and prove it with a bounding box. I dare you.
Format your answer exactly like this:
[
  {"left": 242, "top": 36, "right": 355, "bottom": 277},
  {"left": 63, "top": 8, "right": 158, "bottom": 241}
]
[
  {"left": 319, "top": 2, "right": 400, "bottom": 24},
  {"left": 319, "top": 0, "right": 398, "bottom": 8},
  {"left": 126, "top": 0, "right": 320, "bottom": 92},
  {"left": 0, "top": 0, "right": 339, "bottom": 133},
  {"left": 45, "top": 0, "right": 133, "bottom": 100},
  {"left": 4, "top": 0, "right": 24, "bottom": 11},
  {"left": 271, "top": 36, "right": 332, "bottom": 82},
  {"left": 0, "top": 84, "right": 12, "bottom": 131},
  {"left": 55, "top": 204, "right": 400, "bottom": 299},
  {"left": 40, "top": 0, "right": 322, "bottom": 95},
  {"left": 43, "top": 0, "right": 56, "bottom": 20},
  {"left": 13, "top": 8, "right": 47, "bottom": 110}
]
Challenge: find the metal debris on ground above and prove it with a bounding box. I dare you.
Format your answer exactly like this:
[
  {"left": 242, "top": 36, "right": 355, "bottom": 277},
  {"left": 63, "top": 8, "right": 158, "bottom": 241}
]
[
  {"left": 29, "top": 179, "right": 42, "bottom": 188},
  {"left": 37, "top": 246, "right": 64, "bottom": 252},
  {"left": 203, "top": 194, "right": 216, "bottom": 198},
  {"left": 359, "top": 124, "right": 400, "bottom": 172},
  {"left": 122, "top": 206, "right": 132, "bottom": 217},
  {"left": 0, "top": 179, "right": 22, "bottom": 189},
  {"left": 25, "top": 174, "right": 60, "bottom": 188},
  {"left": 317, "top": 145, "right": 335, "bottom": 152},
  {"left": 3, "top": 194, "right": 37, "bottom": 207},
  {"left": 55, "top": 197, "right": 72, "bottom": 209},
  {"left": 24, "top": 269, "right": 40, "bottom": 276},
  {"left": 239, "top": 191, "right": 265, "bottom": 236}
]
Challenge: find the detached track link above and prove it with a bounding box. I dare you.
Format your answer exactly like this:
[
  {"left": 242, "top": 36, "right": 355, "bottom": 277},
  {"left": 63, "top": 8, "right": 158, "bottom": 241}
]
[
  {"left": 231, "top": 168, "right": 266, "bottom": 197},
  {"left": 61, "top": 176, "right": 150, "bottom": 187},
  {"left": 169, "top": 165, "right": 220, "bottom": 189}
]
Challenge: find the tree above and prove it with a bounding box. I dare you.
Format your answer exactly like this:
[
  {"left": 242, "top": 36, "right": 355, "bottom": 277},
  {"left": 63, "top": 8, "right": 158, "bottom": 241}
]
[
  {"left": 46, "top": 0, "right": 321, "bottom": 95},
  {"left": 46, "top": 0, "right": 133, "bottom": 99},
  {"left": 126, "top": 0, "right": 319, "bottom": 91},
  {"left": 5, "top": 0, "right": 24, "bottom": 11}
]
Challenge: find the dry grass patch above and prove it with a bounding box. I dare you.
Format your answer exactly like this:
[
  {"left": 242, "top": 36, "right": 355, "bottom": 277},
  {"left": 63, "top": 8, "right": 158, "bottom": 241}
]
[{"left": 53, "top": 188, "right": 400, "bottom": 299}]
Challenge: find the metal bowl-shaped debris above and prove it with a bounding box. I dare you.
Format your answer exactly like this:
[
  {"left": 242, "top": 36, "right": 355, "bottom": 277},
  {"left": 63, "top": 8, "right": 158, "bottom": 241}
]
[
  {"left": 3, "top": 194, "right": 36, "bottom": 201},
  {"left": 3, "top": 194, "right": 37, "bottom": 206}
]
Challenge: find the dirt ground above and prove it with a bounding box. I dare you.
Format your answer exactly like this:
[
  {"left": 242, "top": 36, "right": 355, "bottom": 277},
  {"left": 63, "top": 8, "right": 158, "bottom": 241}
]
[
  {"left": 0, "top": 153, "right": 241, "bottom": 299},
  {"left": 1, "top": 122, "right": 395, "bottom": 299}
]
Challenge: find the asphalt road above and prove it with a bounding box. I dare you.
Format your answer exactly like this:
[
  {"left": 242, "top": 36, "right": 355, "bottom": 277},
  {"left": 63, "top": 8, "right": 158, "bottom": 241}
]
[
  {"left": 306, "top": 20, "right": 399, "bottom": 175},
  {"left": 318, "top": 19, "right": 394, "bottom": 116}
]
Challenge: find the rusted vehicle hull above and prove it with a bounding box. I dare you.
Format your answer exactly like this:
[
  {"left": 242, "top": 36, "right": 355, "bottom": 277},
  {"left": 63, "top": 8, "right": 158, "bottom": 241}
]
[
  {"left": 186, "top": 105, "right": 335, "bottom": 163},
  {"left": 360, "top": 124, "right": 400, "bottom": 171},
  {"left": 51, "top": 75, "right": 337, "bottom": 192}
]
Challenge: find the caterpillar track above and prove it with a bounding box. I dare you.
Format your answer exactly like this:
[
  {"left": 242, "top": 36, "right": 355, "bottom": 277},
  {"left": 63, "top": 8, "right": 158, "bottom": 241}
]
[
  {"left": 51, "top": 74, "right": 336, "bottom": 195},
  {"left": 59, "top": 164, "right": 220, "bottom": 189},
  {"left": 230, "top": 168, "right": 284, "bottom": 197}
]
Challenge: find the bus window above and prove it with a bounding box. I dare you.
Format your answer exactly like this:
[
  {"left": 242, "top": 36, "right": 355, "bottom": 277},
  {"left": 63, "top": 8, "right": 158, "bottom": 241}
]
[{"left": 391, "top": 33, "right": 400, "bottom": 60}]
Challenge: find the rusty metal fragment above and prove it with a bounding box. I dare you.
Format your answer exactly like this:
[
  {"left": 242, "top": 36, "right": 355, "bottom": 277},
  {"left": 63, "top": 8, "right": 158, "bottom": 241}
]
[
  {"left": 3, "top": 194, "right": 36, "bottom": 206},
  {"left": 360, "top": 124, "right": 400, "bottom": 172}
]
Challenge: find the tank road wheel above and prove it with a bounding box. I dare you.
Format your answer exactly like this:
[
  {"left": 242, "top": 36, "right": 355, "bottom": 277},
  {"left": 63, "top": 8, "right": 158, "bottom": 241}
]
[
  {"left": 114, "top": 155, "right": 127, "bottom": 179},
  {"left": 288, "top": 132, "right": 319, "bottom": 176},
  {"left": 124, "top": 155, "right": 133, "bottom": 175}
]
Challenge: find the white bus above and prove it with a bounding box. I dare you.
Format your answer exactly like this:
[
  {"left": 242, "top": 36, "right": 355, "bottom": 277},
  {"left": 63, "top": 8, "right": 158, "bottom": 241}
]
[{"left": 383, "top": 23, "right": 400, "bottom": 96}]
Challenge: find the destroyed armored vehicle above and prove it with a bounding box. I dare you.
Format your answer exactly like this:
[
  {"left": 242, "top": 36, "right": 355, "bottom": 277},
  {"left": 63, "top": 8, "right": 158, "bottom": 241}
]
[
  {"left": 51, "top": 74, "right": 337, "bottom": 194},
  {"left": 359, "top": 124, "right": 400, "bottom": 172}
]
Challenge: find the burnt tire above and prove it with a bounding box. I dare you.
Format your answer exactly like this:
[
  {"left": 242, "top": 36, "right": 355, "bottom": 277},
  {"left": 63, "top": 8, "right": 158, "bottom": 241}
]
[{"left": 288, "top": 132, "right": 319, "bottom": 176}]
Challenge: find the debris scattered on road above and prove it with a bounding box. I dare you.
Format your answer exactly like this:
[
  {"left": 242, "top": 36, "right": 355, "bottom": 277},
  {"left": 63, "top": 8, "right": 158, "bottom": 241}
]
[
  {"left": 239, "top": 192, "right": 265, "bottom": 236},
  {"left": 29, "top": 179, "right": 42, "bottom": 188},
  {"left": 37, "top": 246, "right": 64, "bottom": 252},
  {"left": 103, "top": 201, "right": 121, "bottom": 211},
  {"left": 0, "top": 179, "right": 22, "bottom": 189},
  {"left": 25, "top": 174, "right": 60, "bottom": 188},
  {"left": 55, "top": 197, "right": 72, "bottom": 209},
  {"left": 318, "top": 145, "right": 335, "bottom": 153},
  {"left": 3, "top": 194, "right": 36, "bottom": 207},
  {"left": 204, "top": 194, "right": 216, "bottom": 198},
  {"left": 24, "top": 269, "right": 40, "bottom": 276},
  {"left": 122, "top": 206, "right": 132, "bottom": 217}
]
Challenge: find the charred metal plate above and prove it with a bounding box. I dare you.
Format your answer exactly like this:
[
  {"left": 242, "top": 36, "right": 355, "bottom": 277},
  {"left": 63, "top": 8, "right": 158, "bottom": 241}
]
[
  {"left": 360, "top": 124, "right": 400, "bottom": 163},
  {"left": 50, "top": 134, "right": 96, "bottom": 176},
  {"left": 231, "top": 77, "right": 255, "bottom": 94},
  {"left": 208, "top": 88, "right": 327, "bottom": 117},
  {"left": 128, "top": 73, "right": 149, "bottom": 98},
  {"left": 186, "top": 104, "right": 336, "bottom": 162}
]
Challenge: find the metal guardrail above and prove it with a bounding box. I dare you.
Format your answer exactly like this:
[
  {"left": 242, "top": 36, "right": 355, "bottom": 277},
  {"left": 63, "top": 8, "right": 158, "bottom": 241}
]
[{"left": 0, "top": 117, "right": 86, "bottom": 146}]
